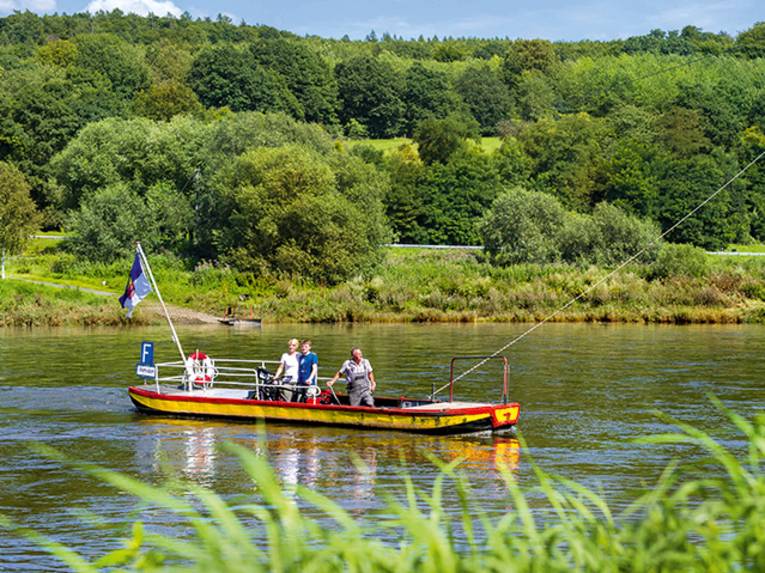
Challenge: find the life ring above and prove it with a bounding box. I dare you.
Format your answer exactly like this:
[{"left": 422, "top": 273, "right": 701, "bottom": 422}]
[{"left": 185, "top": 351, "right": 216, "bottom": 385}]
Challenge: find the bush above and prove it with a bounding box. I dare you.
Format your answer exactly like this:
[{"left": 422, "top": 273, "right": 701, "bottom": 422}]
[
  {"left": 66, "top": 183, "right": 159, "bottom": 262},
  {"left": 650, "top": 242, "right": 709, "bottom": 279},
  {"left": 480, "top": 187, "right": 567, "bottom": 265},
  {"left": 215, "top": 145, "right": 390, "bottom": 285},
  {"left": 589, "top": 202, "right": 660, "bottom": 265}
]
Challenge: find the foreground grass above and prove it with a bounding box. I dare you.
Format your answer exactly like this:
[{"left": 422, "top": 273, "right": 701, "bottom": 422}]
[
  {"left": 2, "top": 403, "right": 764, "bottom": 571},
  {"left": 4, "top": 245, "right": 765, "bottom": 326}
]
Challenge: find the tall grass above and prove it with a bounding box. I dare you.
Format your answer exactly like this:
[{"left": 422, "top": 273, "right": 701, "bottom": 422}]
[
  {"left": 3, "top": 402, "right": 764, "bottom": 571},
  {"left": 6, "top": 245, "right": 765, "bottom": 325}
]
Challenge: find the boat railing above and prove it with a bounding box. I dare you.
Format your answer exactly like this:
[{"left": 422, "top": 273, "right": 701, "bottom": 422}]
[
  {"left": 448, "top": 355, "right": 509, "bottom": 404},
  {"left": 149, "top": 358, "right": 332, "bottom": 398}
]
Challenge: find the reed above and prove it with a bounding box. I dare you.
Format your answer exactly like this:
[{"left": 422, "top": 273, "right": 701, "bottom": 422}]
[
  {"left": 5, "top": 247, "right": 765, "bottom": 325},
  {"left": 2, "top": 403, "right": 763, "bottom": 571}
]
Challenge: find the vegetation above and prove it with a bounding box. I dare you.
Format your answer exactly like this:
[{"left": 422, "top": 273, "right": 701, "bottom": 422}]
[
  {"left": 2, "top": 12, "right": 765, "bottom": 319},
  {"left": 2, "top": 404, "right": 763, "bottom": 571},
  {"left": 0, "top": 161, "right": 40, "bottom": 278},
  {"left": 4, "top": 246, "right": 765, "bottom": 325}
]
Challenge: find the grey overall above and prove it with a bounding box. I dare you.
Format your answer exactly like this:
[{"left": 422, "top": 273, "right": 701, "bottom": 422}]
[{"left": 343, "top": 359, "right": 374, "bottom": 407}]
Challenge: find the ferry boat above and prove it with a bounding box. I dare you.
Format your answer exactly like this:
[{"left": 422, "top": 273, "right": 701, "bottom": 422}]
[
  {"left": 128, "top": 354, "right": 520, "bottom": 435},
  {"left": 123, "top": 243, "right": 520, "bottom": 435}
]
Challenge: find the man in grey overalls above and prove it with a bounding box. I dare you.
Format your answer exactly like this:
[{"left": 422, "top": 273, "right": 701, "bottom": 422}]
[{"left": 327, "top": 347, "right": 377, "bottom": 406}]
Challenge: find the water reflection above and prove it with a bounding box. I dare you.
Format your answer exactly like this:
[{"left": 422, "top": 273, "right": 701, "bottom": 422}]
[{"left": 133, "top": 416, "right": 520, "bottom": 506}]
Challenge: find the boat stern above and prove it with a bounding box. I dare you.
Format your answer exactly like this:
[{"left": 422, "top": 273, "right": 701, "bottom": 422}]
[{"left": 489, "top": 402, "right": 520, "bottom": 430}]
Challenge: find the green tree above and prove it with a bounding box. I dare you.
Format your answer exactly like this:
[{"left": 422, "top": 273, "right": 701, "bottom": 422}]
[
  {"left": 735, "top": 22, "right": 765, "bottom": 58},
  {"left": 215, "top": 145, "right": 389, "bottom": 284},
  {"left": 658, "top": 153, "right": 742, "bottom": 249},
  {"left": 502, "top": 39, "right": 558, "bottom": 87},
  {"left": 335, "top": 55, "right": 405, "bottom": 138},
  {"left": 518, "top": 113, "right": 609, "bottom": 210},
  {"left": 133, "top": 80, "right": 203, "bottom": 121},
  {"left": 67, "top": 183, "right": 159, "bottom": 262},
  {"left": 0, "top": 161, "right": 40, "bottom": 279},
  {"left": 188, "top": 45, "right": 301, "bottom": 115},
  {"left": 384, "top": 144, "right": 428, "bottom": 243},
  {"left": 251, "top": 37, "right": 339, "bottom": 125},
  {"left": 403, "top": 62, "right": 455, "bottom": 134},
  {"left": 454, "top": 64, "right": 512, "bottom": 135},
  {"left": 413, "top": 114, "right": 479, "bottom": 165},
  {"left": 420, "top": 146, "right": 502, "bottom": 244},
  {"left": 72, "top": 33, "right": 150, "bottom": 100},
  {"left": 480, "top": 186, "right": 567, "bottom": 264}
]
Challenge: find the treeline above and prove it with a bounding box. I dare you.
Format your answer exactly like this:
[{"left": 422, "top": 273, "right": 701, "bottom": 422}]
[{"left": 1, "top": 12, "right": 765, "bottom": 284}]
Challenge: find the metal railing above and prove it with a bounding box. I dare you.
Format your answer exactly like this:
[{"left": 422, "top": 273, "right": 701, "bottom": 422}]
[
  {"left": 447, "top": 355, "right": 509, "bottom": 404},
  {"left": 147, "top": 358, "right": 330, "bottom": 403}
]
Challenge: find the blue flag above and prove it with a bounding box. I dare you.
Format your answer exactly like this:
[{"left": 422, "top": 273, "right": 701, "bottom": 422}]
[{"left": 119, "top": 253, "right": 152, "bottom": 318}]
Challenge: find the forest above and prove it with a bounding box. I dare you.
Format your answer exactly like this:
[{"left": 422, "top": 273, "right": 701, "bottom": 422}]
[{"left": 1, "top": 11, "right": 765, "bottom": 286}]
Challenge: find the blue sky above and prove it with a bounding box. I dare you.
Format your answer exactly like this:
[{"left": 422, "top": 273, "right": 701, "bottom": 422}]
[{"left": 0, "top": 0, "right": 761, "bottom": 40}]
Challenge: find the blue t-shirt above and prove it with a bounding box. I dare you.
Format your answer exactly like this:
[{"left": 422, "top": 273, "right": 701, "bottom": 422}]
[{"left": 297, "top": 352, "right": 318, "bottom": 384}]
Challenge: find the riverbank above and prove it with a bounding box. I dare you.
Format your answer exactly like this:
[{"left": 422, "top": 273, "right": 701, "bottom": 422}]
[{"left": 2, "top": 246, "right": 765, "bottom": 327}]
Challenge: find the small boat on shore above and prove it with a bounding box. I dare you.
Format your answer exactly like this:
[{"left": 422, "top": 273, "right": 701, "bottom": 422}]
[{"left": 128, "top": 356, "right": 520, "bottom": 435}]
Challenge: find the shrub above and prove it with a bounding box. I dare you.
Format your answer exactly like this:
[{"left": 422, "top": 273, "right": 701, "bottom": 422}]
[
  {"left": 650, "top": 242, "right": 709, "bottom": 279},
  {"left": 66, "top": 183, "right": 159, "bottom": 262},
  {"left": 480, "top": 187, "right": 567, "bottom": 265}
]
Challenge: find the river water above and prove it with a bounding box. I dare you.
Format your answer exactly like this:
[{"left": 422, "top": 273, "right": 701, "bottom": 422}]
[{"left": 1, "top": 323, "right": 763, "bottom": 569}]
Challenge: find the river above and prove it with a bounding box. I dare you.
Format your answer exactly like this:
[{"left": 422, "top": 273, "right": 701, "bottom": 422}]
[{"left": 1, "top": 323, "right": 763, "bottom": 569}]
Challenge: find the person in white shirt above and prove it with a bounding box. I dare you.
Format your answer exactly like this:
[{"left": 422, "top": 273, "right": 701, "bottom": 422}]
[{"left": 274, "top": 338, "right": 300, "bottom": 399}]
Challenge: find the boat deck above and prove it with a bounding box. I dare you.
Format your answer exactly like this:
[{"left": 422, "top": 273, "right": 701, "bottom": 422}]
[
  {"left": 404, "top": 401, "right": 491, "bottom": 411},
  {"left": 143, "top": 385, "right": 494, "bottom": 411}
]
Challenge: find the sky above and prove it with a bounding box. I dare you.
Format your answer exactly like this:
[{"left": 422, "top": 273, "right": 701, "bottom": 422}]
[{"left": 0, "top": 0, "right": 761, "bottom": 41}]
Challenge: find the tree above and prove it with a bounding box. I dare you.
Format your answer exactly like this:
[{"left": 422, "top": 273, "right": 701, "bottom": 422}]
[
  {"left": 335, "top": 56, "right": 405, "bottom": 138},
  {"left": 251, "top": 37, "right": 339, "bottom": 125},
  {"left": 454, "top": 64, "right": 512, "bottom": 135},
  {"left": 480, "top": 187, "right": 567, "bottom": 265},
  {"left": 188, "top": 45, "right": 301, "bottom": 116},
  {"left": 67, "top": 183, "right": 159, "bottom": 262},
  {"left": 72, "top": 33, "right": 150, "bottom": 100},
  {"left": 214, "top": 145, "right": 389, "bottom": 284},
  {"left": 420, "top": 146, "right": 502, "bottom": 244},
  {"left": 413, "top": 115, "right": 479, "bottom": 165},
  {"left": 517, "top": 113, "right": 609, "bottom": 210},
  {"left": 0, "top": 162, "right": 40, "bottom": 279},
  {"left": 735, "top": 22, "right": 765, "bottom": 58},
  {"left": 502, "top": 39, "right": 558, "bottom": 87},
  {"left": 133, "top": 80, "right": 203, "bottom": 121},
  {"left": 403, "top": 63, "right": 455, "bottom": 134}
]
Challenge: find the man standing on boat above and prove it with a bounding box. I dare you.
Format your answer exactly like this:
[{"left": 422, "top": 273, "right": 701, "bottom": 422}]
[
  {"left": 294, "top": 339, "right": 318, "bottom": 402},
  {"left": 327, "top": 348, "right": 376, "bottom": 407}
]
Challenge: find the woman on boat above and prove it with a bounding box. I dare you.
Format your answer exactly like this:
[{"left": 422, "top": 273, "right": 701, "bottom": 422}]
[
  {"left": 274, "top": 338, "right": 300, "bottom": 399},
  {"left": 327, "top": 347, "right": 376, "bottom": 407}
]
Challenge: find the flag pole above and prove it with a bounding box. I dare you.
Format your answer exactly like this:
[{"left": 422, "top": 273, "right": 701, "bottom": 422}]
[{"left": 135, "top": 242, "right": 186, "bottom": 363}]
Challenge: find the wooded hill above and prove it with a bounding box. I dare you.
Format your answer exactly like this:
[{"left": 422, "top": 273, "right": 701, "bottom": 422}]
[{"left": 1, "top": 11, "right": 764, "bottom": 284}]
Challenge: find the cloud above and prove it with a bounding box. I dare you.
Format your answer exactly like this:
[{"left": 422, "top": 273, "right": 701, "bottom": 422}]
[
  {"left": 86, "top": 0, "right": 182, "bottom": 17},
  {"left": 0, "top": 0, "right": 56, "bottom": 11}
]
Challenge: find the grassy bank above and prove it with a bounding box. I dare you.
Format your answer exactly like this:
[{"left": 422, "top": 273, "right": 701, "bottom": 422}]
[
  {"left": 2, "top": 406, "right": 764, "bottom": 571},
  {"left": 3, "top": 243, "right": 765, "bottom": 326}
]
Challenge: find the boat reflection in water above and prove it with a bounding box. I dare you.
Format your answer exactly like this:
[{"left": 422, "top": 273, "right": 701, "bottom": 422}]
[{"left": 134, "top": 417, "right": 521, "bottom": 506}]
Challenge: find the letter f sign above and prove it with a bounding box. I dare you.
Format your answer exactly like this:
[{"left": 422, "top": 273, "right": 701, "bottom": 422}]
[{"left": 140, "top": 341, "right": 154, "bottom": 366}]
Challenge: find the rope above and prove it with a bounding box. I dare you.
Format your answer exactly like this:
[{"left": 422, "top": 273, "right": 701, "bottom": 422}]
[{"left": 434, "top": 149, "right": 765, "bottom": 396}]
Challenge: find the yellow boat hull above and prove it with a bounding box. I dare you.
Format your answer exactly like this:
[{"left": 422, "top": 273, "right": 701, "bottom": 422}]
[{"left": 128, "top": 386, "right": 519, "bottom": 435}]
